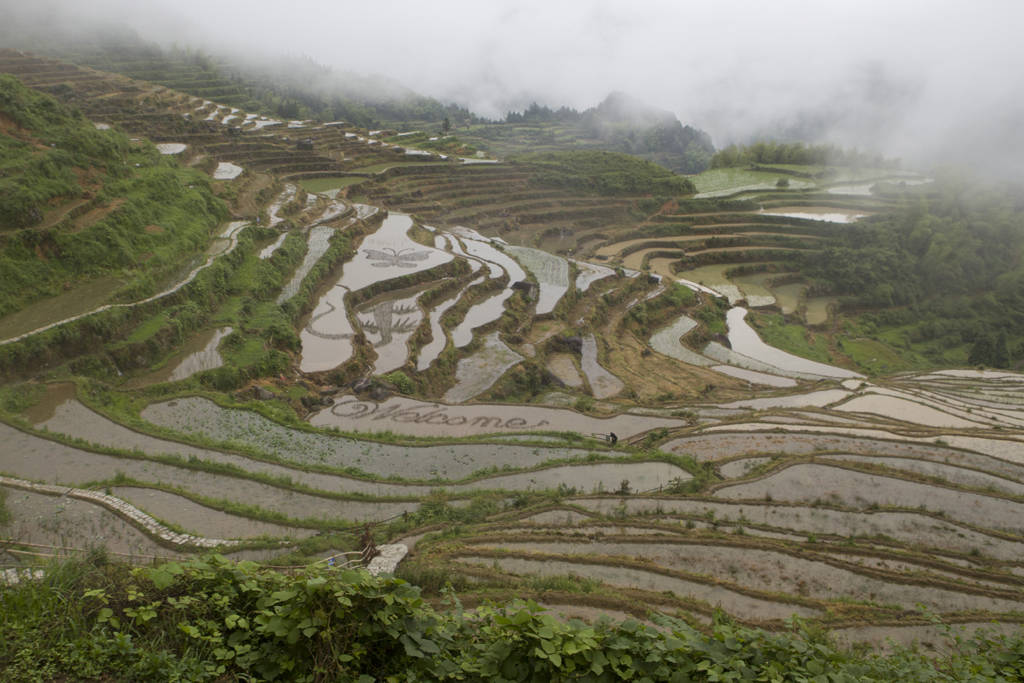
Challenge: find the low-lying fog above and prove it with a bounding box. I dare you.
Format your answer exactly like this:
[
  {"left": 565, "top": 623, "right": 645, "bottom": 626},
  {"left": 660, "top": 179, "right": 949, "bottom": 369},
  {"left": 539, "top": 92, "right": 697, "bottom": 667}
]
[{"left": 4, "top": 0, "right": 1023, "bottom": 176}]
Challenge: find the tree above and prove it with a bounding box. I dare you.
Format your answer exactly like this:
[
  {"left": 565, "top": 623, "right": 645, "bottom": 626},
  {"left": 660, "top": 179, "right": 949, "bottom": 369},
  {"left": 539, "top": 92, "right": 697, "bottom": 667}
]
[{"left": 441, "top": 116, "right": 451, "bottom": 135}]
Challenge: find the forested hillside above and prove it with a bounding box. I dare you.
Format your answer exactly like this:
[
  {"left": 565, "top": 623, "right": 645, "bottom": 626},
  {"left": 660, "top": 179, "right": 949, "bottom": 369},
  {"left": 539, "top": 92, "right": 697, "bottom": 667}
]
[{"left": 804, "top": 177, "right": 1024, "bottom": 367}]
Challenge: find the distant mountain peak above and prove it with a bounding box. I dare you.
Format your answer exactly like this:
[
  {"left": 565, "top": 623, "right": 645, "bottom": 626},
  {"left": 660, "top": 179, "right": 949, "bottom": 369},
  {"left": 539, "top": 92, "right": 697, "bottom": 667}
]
[{"left": 592, "top": 91, "right": 677, "bottom": 126}]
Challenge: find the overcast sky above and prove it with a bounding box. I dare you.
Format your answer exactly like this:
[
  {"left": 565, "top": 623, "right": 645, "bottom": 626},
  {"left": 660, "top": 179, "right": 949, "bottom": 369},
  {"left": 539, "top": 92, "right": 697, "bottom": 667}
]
[{"left": 6, "top": 0, "right": 1024, "bottom": 174}]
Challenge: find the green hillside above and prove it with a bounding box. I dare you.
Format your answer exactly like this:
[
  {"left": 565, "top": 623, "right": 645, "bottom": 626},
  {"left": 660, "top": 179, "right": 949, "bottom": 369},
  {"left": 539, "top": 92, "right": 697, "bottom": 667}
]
[{"left": 0, "top": 75, "right": 226, "bottom": 317}]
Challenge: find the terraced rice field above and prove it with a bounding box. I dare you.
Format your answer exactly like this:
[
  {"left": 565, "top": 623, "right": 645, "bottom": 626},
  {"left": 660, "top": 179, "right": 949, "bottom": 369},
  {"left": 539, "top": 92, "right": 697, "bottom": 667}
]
[{"left": 2, "top": 48, "right": 1022, "bottom": 650}]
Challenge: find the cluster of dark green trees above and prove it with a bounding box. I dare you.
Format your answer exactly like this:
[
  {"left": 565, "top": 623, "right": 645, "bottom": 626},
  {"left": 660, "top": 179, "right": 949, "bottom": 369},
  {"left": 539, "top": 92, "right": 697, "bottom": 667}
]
[
  {"left": 710, "top": 141, "right": 897, "bottom": 169},
  {"left": 803, "top": 177, "right": 1024, "bottom": 367}
]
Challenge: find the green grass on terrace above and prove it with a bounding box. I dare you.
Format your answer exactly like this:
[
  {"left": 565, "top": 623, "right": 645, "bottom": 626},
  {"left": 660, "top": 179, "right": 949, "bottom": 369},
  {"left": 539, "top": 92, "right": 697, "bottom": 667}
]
[
  {"left": 298, "top": 177, "right": 367, "bottom": 194},
  {"left": 689, "top": 167, "right": 798, "bottom": 194},
  {"left": 748, "top": 312, "right": 834, "bottom": 365}
]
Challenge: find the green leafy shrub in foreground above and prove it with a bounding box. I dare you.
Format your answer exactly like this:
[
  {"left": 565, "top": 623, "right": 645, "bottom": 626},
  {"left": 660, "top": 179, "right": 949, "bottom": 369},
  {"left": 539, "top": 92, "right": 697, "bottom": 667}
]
[{"left": 2, "top": 554, "right": 1023, "bottom": 681}]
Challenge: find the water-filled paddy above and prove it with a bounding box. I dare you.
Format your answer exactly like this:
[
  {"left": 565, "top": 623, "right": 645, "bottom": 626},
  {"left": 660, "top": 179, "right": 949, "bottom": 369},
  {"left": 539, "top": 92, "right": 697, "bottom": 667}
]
[
  {"left": 258, "top": 232, "right": 288, "bottom": 260},
  {"left": 311, "top": 395, "right": 681, "bottom": 440},
  {"left": 267, "top": 184, "right": 298, "bottom": 228},
  {"left": 1, "top": 485, "right": 188, "bottom": 560},
  {"left": 729, "top": 272, "right": 777, "bottom": 307},
  {"left": 213, "top": 162, "right": 243, "bottom": 180},
  {"left": 816, "top": 455, "right": 1024, "bottom": 496},
  {"left": 356, "top": 288, "right": 426, "bottom": 374},
  {"left": 758, "top": 207, "right": 867, "bottom": 223},
  {"left": 143, "top": 396, "right": 607, "bottom": 479},
  {"left": 835, "top": 393, "right": 989, "bottom": 429},
  {"left": 155, "top": 142, "right": 186, "bottom": 155},
  {"left": 334, "top": 213, "right": 452, "bottom": 292},
  {"left": 0, "top": 422, "right": 417, "bottom": 522},
  {"left": 579, "top": 335, "right": 625, "bottom": 399},
  {"left": 450, "top": 289, "right": 514, "bottom": 348},
  {"left": 547, "top": 353, "right": 584, "bottom": 389},
  {"left": 572, "top": 259, "right": 615, "bottom": 291},
  {"left": 770, "top": 282, "right": 805, "bottom": 315},
  {"left": 471, "top": 461, "right": 687, "bottom": 494},
  {"left": 443, "top": 333, "right": 523, "bottom": 402},
  {"left": 720, "top": 388, "right": 850, "bottom": 411},
  {"left": 472, "top": 540, "right": 1022, "bottom": 613},
  {"left": 417, "top": 278, "right": 482, "bottom": 370},
  {"left": 715, "top": 463, "right": 1024, "bottom": 533},
  {"left": 726, "top": 308, "right": 861, "bottom": 379},
  {"left": 804, "top": 297, "right": 834, "bottom": 325},
  {"left": 110, "top": 486, "right": 318, "bottom": 539},
  {"left": 299, "top": 284, "right": 354, "bottom": 373},
  {"left": 649, "top": 314, "right": 709, "bottom": 365},
  {"left": 126, "top": 327, "right": 232, "bottom": 387},
  {"left": 505, "top": 246, "right": 568, "bottom": 314},
  {"left": 454, "top": 556, "right": 817, "bottom": 621},
  {"left": 574, "top": 497, "right": 1024, "bottom": 562},
  {"left": 675, "top": 265, "right": 742, "bottom": 303},
  {"left": 459, "top": 237, "right": 527, "bottom": 282},
  {"left": 710, "top": 365, "right": 797, "bottom": 387}
]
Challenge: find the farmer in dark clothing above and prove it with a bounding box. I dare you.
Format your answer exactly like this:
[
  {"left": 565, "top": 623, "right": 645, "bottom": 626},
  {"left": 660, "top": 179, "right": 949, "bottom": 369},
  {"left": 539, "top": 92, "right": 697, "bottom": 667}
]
[{"left": 609, "top": 432, "right": 618, "bottom": 445}]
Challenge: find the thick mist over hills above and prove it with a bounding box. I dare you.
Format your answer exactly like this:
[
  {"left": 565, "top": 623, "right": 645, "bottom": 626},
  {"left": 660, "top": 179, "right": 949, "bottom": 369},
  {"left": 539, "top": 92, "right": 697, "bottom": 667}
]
[{"left": 2, "top": 0, "right": 1023, "bottom": 175}]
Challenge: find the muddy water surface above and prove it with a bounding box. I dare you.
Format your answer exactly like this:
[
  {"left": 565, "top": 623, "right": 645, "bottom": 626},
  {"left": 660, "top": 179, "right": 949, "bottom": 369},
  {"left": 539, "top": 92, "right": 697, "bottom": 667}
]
[
  {"left": 575, "top": 497, "right": 1024, "bottom": 562},
  {"left": 572, "top": 259, "right": 615, "bottom": 291},
  {"left": 505, "top": 246, "right": 568, "bottom": 315},
  {"left": 110, "top": 487, "right": 318, "bottom": 539},
  {"left": 213, "top": 162, "right": 243, "bottom": 180},
  {"left": 417, "top": 279, "right": 482, "bottom": 370},
  {"left": 312, "top": 395, "right": 681, "bottom": 441},
  {"left": 455, "top": 556, "right": 817, "bottom": 621},
  {"left": 580, "top": 335, "right": 625, "bottom": 399},
  {"left": 476, "top": 540, "right": 1022, "bottom": 613},
  {"left": 143, "top": 397, "right": 600, "bottom": 480},
  {"left": 0, "top": 422, "right": 418, "bottom": 522},
  {"left": 259, "top": 233, "right": 288, "bottom": 260},
  {"left": 715, "top": 463, "right": 1024, "bottom": 533},
  {"left": 1, "top": 486, "right": 187, "bottom": 560},
  {"left": 649, "top": 315, "right": 709, "bottom": 365},
  {"left": 337, "top": 213, "right": 451, "bottom": 291},
  {"left": 278, "top": 225, "right": 335, "bottom": 303},
  {"left": 451, "top": 289, "right": 514, "bottom": 348},
  {"left": 355, "top": 288, "right": 426, "bottom": 374},
  {"left": 126, "top": 327, "right": 232, "bottom": 387},
  {"left": 444, "top": 333, "right": 523, "bottom": 403},
  {"left": 547, "top": 354, "right": 584, "bottom": 389},
  {"left": 727, "top": 308, "right": 861, "bottom": 379}
]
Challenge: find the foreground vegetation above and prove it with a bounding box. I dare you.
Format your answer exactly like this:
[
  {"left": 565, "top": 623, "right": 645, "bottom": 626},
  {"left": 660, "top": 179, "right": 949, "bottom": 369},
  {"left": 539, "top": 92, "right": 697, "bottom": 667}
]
[{"left": 3, "top": 553, "right": 1023, "bottom": 682}]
